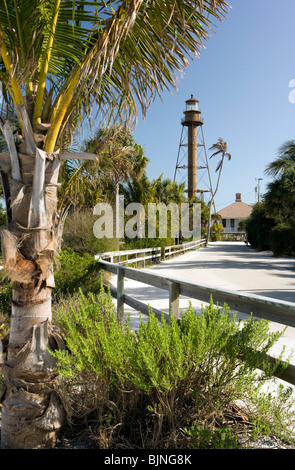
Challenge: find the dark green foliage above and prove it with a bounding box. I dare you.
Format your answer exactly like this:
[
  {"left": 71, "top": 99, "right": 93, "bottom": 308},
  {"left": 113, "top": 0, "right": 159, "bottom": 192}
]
[
  {"left": 265, "top": 168, "right": 295, "bottom": 222},
  {"left": 185, "top": 424, "right": 239, "bottom": 449},
  {"left": 0, "top": 282, "right": 12, "bottom": 314},
  {"left": 52, "top": 290, "right": 294, "bottom": 449},
  {"left": 245, "top": 203, "right": 275, "bottom": 251},
  {"left": 246, "top": 167, "right": 295, "bottom": 256},
  {"left": 269, "top": 221, "right": 295, "bottom": 256},
  {"left": 123, "top": 236, "right": 174, "bottom": 251},
  {"left": 53, "top": 248, "right": 102, "bottom": 298}
]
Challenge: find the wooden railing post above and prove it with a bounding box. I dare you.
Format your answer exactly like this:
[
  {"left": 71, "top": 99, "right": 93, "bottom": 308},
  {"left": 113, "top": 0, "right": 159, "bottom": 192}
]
[
  {"left": 117, "top": 267, "right": 125, "bottom": 325},
  {"left": 169, "top": 280, "right": 180, "bottom": 319}
]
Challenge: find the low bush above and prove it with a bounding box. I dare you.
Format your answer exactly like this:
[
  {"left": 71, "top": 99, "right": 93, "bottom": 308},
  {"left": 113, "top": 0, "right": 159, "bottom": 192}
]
[
  {"left": 52, "top": 288, "right": 295, "bottom": 449},
  {"left": 245, "top": 203, "right": 275, "bottom": 251},
  {"left": 269, "top": 222, "right": 295, "bottom": 256},
  {"left": 210, "top": 222, "right": 224, "bottom": 241},
  {"left": 53, "top": 248, "right": 102, "bottom": 299}
]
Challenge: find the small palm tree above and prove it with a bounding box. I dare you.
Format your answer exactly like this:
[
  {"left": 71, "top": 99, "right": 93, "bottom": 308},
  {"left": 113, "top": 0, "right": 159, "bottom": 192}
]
[
  {"left": 84, "top": 127, "right": 148, "bottom": 244},
  {"left": 122, "top": 174, "right": 158, "bottom": 207},
  {"left": 95, "top": 128, "right": 147, "bottom": 200},
  {"left": 265, "top": 140, "right": 295, "bottom": 177},
  {"left": 209, "top": 137, "right": 232, "bottom": 174},
  {"left": 56, "top": 127, "right": 148, "bottom": 227},
  {"left": 206, "top": 138, "right": 231, "bottom": 246},
  {"left": 153, "top": 178, "right": 186, "bottom": 204}
]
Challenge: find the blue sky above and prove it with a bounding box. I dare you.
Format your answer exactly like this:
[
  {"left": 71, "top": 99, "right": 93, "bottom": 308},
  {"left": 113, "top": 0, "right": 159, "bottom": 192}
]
[{"left": 132, "top": 0, "right": 295, "bottom": 211}]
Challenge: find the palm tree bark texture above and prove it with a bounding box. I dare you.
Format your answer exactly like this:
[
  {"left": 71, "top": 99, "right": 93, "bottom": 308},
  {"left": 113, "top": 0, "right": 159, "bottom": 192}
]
[{"left": 0, "top": 118, "right": 97, "bottom": 449}]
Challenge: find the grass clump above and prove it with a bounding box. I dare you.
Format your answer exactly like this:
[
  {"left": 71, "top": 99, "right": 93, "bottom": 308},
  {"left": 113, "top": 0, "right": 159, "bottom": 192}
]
[{"left": 52, "top": 288, "right": 295, "bottom": 449}]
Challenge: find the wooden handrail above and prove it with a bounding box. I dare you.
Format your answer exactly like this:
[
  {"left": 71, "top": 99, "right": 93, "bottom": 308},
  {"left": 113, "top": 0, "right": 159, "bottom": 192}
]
[
  {"left": 96, "top": 239, "right": 206, "bottom": 265},
  {"left": 98, "top": 247, "right": 162, "bottom": 258},
  {"left": 163, "top": 239, "right": 206, "bottom": 258},
  {"left": 97, "top": 246, "right": 162, "bottom": 266}
]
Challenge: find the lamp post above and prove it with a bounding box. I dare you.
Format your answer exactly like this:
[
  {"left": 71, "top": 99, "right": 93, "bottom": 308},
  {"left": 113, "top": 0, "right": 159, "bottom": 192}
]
[{"left": 258, "top": 178, "right": 263, "bottom": 203}]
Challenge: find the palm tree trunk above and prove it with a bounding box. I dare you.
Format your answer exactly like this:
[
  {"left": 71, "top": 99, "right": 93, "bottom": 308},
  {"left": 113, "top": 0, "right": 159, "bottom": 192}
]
[
  {"left": 0, "top": 150, "right": 65, "bottom": 449},
  {"left": 206, "top": 160, "right": 223, "bottom": 247}
]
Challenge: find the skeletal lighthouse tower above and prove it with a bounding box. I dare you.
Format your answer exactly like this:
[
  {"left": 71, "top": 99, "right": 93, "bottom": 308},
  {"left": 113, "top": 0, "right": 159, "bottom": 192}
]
[
  {"left": 174, "top": 95, "right": 214, "bottom": 204},
  {"left": 181, "top": 95, "right": 203, "bottom": 199}
]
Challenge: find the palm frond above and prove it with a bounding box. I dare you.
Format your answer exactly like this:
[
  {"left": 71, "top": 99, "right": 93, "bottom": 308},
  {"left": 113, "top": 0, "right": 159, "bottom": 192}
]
[
  {"left": 209, "top": 137, "right": 231, "bottom": 172},
  {"left": 265, "top": 140, "right": 295, "bottom": 177}
]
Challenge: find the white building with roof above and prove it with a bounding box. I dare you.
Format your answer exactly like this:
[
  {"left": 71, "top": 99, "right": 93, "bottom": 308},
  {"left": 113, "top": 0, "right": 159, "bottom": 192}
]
[{"left": 217, "top": 193, "right": 252, "bottom": 239}]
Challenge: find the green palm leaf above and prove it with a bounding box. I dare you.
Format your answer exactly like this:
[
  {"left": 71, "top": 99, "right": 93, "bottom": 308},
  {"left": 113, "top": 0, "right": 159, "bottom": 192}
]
[{"left": 265, "top": 140, "right": 295, "bottom": 177}]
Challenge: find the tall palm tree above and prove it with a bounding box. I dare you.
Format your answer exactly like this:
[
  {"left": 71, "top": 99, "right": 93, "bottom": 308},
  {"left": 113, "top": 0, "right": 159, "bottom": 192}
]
[
  {"left": 0, "top": 0, "right": 230, "bottom": 449},
  {"left": 265, "top": 140, "right": 295, "bottom": 177},
  {"left": 206, "top": 137, "right": 231, "bottom": 246}
]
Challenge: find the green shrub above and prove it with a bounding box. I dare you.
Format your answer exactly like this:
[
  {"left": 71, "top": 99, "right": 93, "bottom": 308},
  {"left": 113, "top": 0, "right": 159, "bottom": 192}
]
[
  {"left": 210, "top": 222, "right": 224, "bottom": 241},
  {"left": 185, "top": 423, "right": 239, "bottom": 449},
  {"left": 245, "top": 202, "right": 275, "bottom": 250},
  {"left": 53, "top": 248, "right": 102, "bottom": 298},
  {"left": 122, "top": 236, "right": 174, "bottom": 250},
  {"left": 269, "top": 222, "right": 295, "bottom": 256},
  {"left": 52, "top": 290, "right": 294, "bottom": 449}
]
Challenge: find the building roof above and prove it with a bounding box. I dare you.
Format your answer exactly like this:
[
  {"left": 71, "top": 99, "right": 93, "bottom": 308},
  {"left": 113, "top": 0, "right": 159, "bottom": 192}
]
[{"left": 217, "top": 193, "right": 253, "bottom": 219}]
